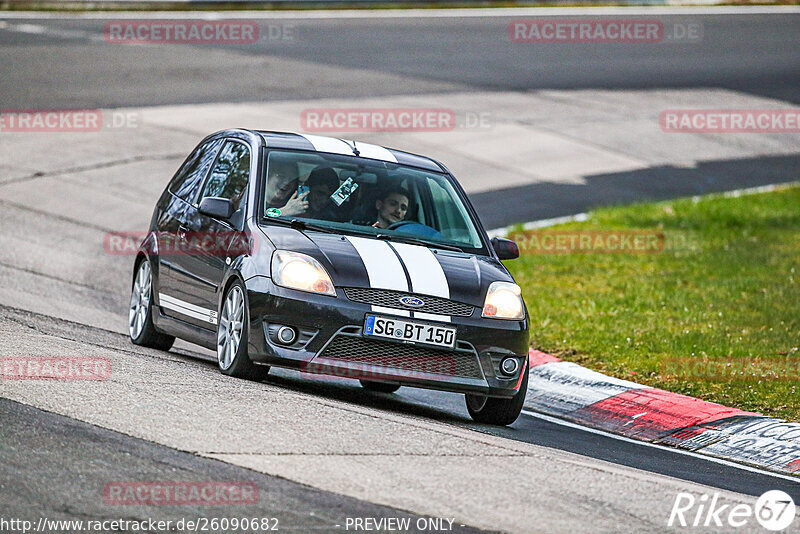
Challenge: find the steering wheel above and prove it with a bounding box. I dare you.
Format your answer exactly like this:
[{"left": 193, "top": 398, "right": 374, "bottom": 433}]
[
  {"left": 385, "top": 221, "right": 442, "bottom": 238},
  {"left": 386, "top": 220, "right": 416, "bottom": 231}
]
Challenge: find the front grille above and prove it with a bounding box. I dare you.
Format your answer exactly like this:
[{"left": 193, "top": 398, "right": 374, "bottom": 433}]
[
  {"left": 343, "top": 287, "right": 474, "bottom": 317},
  {"left": 317, "top": 333, "right": 483, "bottom": 379}
]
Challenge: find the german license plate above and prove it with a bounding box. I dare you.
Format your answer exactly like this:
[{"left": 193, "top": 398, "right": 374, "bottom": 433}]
[{"left": 363, "top": 315, "right": 456, "bottom": 349}]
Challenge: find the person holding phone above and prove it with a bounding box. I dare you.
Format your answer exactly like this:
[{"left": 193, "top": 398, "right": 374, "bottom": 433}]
[
  {"left": 265, "top": 161, "right": 308, "bottom": 217},
  {"left": 304, "top": 167, "right": 342, "bottom": 221}
]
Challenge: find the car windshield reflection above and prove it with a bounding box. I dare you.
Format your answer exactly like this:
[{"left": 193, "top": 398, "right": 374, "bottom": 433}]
[{"left": 260, "top": 150, "right": 485, "bottom": 253}]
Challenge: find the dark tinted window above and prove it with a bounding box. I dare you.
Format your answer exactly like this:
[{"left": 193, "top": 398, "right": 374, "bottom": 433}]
[
  {"left": 201, "top": 140, "right": 251, "bottom": 212},
  {"left": 261, "top": 150, "right": 484, "bottom": 252},
  {"left": 200, "top": 141, "right": 250, "bottom": 211},
  {"left": 168, "top": 138, "right": 224, "bottom": 202}
]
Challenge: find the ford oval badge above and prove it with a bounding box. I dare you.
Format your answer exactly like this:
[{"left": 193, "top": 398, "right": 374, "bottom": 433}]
[{"left": 399, "top": 296, "right": 425, "bottom": 308}]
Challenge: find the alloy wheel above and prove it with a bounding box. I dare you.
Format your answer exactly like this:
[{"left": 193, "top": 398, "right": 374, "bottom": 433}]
[{"left": 218, "top": 286, "right": 245, "bottom": 370}]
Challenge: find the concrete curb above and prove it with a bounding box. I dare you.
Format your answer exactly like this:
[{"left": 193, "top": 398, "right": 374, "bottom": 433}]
[{"left": 524, "top": 348, "right": 800, "bottom": 477}]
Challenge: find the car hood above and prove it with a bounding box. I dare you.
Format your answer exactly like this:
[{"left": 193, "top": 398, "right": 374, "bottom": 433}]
[{"left": 259, "top": 226, "right": 515, "bottom": 308}]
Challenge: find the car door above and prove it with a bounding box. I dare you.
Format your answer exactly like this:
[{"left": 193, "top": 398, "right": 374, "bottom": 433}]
[
  {"left": 156, "top": 137, "right": 224, "bottom": 317},
  {"left": 166, "top": 139, "right": 252, "bottom": 330}
]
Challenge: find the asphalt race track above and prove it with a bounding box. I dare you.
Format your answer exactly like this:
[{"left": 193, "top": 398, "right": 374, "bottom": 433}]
[
  {"left": 1, "top": 10, "right": 799, "bottom": 107},
  {"left": 1, "top": 7, "right": 799, "bottom": 533}
]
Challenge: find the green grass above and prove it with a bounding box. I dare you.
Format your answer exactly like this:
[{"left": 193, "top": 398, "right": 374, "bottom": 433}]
[{"left": 505, "top": 185, "right": 800, "bottom": 421}]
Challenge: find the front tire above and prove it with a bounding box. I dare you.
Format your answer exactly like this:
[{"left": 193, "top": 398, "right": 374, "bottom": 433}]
[
  {"left": 465, "top": 365, "right": 528, "bottom": 426},
  {"left": 359, "top": 380, "right": 401, "bottom": 393},
  {"left": 129, "top": 259, "right": 175, "bottom": 351},
  {"left": 217, "top": 280, "right": 269, "bottom": 381}
]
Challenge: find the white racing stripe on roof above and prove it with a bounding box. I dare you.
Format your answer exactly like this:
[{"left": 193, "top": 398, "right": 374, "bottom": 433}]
[
  {"left": 296, "top": 134, "right": 397, "bottom": 163},
  {"left": 298, "top": 134, "right": 353, "bottom": 155},
  {"left": 349, "top": 141, "right": 398, "bottom": 163}
]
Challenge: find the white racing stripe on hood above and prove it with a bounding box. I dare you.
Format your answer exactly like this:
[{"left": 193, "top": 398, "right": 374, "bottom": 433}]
[
  {"left": 388, "top": 242, "right": 451, "bottom": 323},
  {"left": 388, "top": 242, "right": 449, "bottom": 297},
  {"left": 345, "top": 236, "right": 410, "bottom": 317}
]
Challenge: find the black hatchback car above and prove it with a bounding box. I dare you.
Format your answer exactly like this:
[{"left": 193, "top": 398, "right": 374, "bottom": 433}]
[{"left": 129, "top": 129, "right": 529, "bottom": 425}]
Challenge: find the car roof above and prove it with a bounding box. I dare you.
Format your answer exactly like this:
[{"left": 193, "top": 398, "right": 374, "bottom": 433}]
[{"left": 244, "top": 130, "right": 444, "bottom": 173}]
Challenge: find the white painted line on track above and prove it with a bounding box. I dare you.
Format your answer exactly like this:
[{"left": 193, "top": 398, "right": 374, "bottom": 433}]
[
  {"left": 521, "top": 409, "right": 800, "bottom": 484},
  {"left": 2, "top": 6, "right": 800, "bottom": 19},
  {"left": 488, "top": 181, "right": 800, "bottom": 236},
  {"left": 487, "top": 213, "right": 588, "bottom": 238},
  {"left": 692, "top": 180, "right": 800, "bottom": 202},
  {"left": 0, "top": 21, "right": 101, "bottom": 40}
]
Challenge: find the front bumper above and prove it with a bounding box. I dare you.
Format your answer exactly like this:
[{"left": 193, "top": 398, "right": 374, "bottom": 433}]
[{"left": 244, "top": 276, "right": 529, "bottom": 398}]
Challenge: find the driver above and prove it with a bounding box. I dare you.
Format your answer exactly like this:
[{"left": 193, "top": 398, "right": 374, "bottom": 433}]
[
  {"left": 265, "top": 160, "right": 308, "bottom": 217},
  {"left": 372, "top": 186, "right": 410, "bottom": 229}
]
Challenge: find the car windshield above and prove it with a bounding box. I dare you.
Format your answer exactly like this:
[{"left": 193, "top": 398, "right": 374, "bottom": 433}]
[{"left": 260, "top": 149, "right": 486, "bottom": 253}]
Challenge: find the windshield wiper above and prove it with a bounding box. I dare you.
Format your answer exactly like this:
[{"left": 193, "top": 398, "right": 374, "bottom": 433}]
[
  {"left": 264, "top": 218, "right": 464, "bottom": 252},
  {"left": 375, "top": 233, "right": 463, "bottom": 253},
  {"left": 265, "top": 217, "right": 338, "bottom": 235}
]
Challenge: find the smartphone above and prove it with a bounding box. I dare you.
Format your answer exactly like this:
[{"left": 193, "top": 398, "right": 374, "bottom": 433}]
[{"left": 298, "top": 184, "right": 310, "bottom": 197}]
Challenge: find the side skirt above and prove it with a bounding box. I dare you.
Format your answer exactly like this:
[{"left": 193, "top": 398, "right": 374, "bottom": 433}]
[{"left": 152, "top": 307, "right": 216, "bottom": 351}]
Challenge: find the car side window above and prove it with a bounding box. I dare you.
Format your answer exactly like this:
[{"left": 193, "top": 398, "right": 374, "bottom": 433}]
[
  {"left": 200, "top": 140, "right": 251, "bottom": 212},
  {"left": 168, "top": 138, "right": 224, "bottom": 202}
]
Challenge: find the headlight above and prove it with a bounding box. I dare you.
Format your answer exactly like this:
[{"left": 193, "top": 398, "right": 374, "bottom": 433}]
[
  {"left": 482, "top": 281, "right": 524, "bottom": 320},
  {"left": 271, "top": 251, "right": 336, "bottom": 296}
]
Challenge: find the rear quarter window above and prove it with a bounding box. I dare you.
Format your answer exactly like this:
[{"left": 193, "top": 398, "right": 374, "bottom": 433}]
[{"left": 167, "top": 138, "right": 224, "bottom": 202}]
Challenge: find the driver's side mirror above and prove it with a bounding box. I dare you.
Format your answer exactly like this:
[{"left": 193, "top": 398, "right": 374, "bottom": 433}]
[
  {"left": 491, "top": 237, "right": 519, "bottom": 260},
  {"left": 198, "top": 197, "right": 234, "bottom": 220}
]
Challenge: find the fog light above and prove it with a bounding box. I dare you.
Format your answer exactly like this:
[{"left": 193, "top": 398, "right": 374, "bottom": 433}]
[
  {"left": 276, "top": 326, "right": 297, "bottom": 345},
  {"left": 500, "top": 357, "right": 519, "bottom": 376}
]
